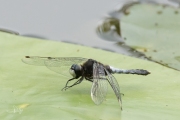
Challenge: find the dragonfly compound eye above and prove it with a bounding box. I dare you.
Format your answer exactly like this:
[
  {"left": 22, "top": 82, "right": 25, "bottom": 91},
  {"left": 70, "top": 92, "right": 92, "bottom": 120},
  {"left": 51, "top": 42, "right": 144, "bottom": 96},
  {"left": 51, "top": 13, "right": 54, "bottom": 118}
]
[{"left": 69, "top": 64, "right": 82, "bottom": 78}]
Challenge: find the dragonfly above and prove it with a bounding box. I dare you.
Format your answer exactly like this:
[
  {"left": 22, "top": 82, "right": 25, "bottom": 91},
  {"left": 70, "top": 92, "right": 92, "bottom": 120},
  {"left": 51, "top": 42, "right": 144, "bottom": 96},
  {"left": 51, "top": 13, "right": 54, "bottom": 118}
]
[{"left": 22, "top": 56, "right": 150, "bottom": 110}]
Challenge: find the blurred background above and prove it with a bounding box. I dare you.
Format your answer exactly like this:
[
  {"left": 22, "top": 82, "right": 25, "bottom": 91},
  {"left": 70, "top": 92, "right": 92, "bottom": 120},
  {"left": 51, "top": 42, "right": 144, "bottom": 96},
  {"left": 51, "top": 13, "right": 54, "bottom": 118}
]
[{"left": 0, "top": 0, "right": 180, "bottom": 70}]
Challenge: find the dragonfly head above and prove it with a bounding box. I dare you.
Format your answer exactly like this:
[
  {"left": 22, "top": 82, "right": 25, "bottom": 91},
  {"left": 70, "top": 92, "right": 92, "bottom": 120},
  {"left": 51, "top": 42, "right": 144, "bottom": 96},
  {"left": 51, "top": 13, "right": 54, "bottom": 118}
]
[{"left": 69, "top": 64, "right": 82, "bottom": 78}]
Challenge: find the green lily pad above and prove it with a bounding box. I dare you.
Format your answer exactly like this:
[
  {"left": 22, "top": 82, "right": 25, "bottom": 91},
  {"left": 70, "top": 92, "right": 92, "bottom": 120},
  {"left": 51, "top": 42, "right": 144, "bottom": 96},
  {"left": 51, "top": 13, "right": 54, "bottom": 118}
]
[
  {"left": 0, "top": 32, "right": 180, "bottom": 120},
  {"left": 121, "top": 4, "right": 180, "bottom": 71}
]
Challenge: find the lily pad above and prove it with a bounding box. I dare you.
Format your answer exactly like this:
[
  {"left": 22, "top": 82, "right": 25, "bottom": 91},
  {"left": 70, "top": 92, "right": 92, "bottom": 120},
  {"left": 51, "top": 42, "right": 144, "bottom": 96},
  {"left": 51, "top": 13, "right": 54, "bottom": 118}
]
[
  {"left": 0, "top": 32, "right": 180, "bottom": 120},
  {"left": 121, "top": 4, "right": 180, "bottom": 71}
]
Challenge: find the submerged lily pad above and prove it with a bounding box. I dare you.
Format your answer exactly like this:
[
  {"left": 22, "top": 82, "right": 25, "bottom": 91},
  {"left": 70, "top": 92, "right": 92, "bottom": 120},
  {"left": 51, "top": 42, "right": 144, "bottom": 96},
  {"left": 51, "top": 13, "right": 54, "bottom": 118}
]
[
  {"left": 0, "top": 32, "right": 180, "bottom": 120},
  {"left": 121, "top": 4, "right": 180, "bottom": 70}
]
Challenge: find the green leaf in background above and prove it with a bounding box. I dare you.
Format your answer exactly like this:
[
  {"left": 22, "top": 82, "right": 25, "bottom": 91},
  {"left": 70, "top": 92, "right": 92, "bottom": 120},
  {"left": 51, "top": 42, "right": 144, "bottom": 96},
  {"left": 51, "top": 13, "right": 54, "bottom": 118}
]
[
  {"left": 121, "top": 4, "right": 180, "bottom": 71},
  {"left": 0, "top": 32, "right": 180, "bottom": 120}
]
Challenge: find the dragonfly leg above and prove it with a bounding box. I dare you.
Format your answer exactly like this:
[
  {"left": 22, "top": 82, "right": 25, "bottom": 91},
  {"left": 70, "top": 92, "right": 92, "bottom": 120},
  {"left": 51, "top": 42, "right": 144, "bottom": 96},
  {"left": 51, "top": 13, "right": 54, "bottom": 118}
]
[
  {"left": 85, "top": 77, "right": 93, "bottom": 82},
  {"left": 61, "top": 77, "right": 84, "bottom": 91},
  {"left": 61, "top": 78, "right": 75, "bottom": 91}
]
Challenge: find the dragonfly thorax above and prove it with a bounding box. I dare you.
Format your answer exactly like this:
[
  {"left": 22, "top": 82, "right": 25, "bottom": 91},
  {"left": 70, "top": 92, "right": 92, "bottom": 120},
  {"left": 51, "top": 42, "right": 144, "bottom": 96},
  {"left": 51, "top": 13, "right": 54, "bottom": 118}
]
[{"left": 69, "top": 64, "right": 82, "bottom": 78}]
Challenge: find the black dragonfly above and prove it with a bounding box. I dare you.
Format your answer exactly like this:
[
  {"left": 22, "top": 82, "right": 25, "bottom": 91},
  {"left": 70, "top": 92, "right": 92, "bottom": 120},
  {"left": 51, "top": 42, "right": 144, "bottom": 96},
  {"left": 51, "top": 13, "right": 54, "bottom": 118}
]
[{"left": 22, "top": 56, "right": 150, "bottom": 110}]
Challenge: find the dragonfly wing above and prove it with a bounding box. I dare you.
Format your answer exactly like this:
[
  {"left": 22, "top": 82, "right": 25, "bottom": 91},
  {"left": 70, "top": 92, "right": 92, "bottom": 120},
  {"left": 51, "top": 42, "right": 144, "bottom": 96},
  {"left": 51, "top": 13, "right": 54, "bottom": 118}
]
[
  {"left": 44, "top": 58, "right": 88, "bottom": 77},
  {"left": 22, "top": 56, "right": 88, "bottom": 77},
  {"left": 22, "top": 56, "right": 48, "bottom": 66},
  {"left": 91, "top": 62, "right": 108, "bottom": 105},
  {"left": 104, "top": 68, "right": 122, "bottom": 110}
]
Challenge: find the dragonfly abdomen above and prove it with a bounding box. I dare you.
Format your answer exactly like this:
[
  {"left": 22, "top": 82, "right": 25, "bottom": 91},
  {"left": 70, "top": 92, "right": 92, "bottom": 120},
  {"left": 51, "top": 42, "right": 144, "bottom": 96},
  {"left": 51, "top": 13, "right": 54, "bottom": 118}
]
[{"left": 110, "top": 66, "right": 150, "bottom": 75}]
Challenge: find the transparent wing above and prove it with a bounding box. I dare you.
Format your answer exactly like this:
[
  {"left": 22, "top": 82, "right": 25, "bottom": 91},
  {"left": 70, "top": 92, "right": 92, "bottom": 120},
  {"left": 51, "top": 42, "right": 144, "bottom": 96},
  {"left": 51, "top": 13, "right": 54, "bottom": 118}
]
[
  {"left": 22, "top": 56, "right": 88, "bottom": 77},
  {"left": 104, "top": 68, "right": 122, "bottom": 110},
  {"left": 91, "top": 62, "right": 108, "bottom": 105}
]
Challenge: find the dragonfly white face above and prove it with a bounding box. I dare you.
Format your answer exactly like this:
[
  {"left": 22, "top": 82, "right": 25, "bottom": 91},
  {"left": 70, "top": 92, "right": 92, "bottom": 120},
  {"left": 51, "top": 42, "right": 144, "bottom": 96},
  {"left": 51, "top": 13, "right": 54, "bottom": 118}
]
[{"left": 69, "top": 68, "right": 76, "bottom": 78}]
